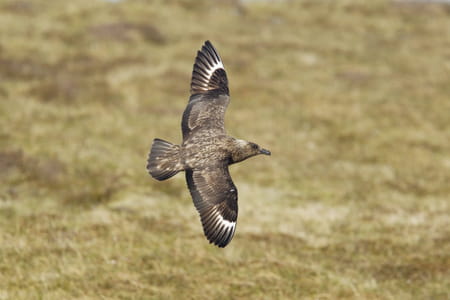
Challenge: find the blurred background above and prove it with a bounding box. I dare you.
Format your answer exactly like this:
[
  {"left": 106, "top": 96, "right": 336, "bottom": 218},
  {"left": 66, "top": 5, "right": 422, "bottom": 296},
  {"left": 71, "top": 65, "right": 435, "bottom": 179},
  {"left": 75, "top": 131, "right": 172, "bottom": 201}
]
[{"left": 0, "top": 0, "right": 449, "bottom": 299}]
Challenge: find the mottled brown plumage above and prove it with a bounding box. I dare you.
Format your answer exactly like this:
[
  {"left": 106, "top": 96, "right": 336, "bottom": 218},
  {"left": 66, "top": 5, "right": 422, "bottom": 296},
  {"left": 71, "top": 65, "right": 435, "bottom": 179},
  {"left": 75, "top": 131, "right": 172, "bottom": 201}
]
[{"left": 147, "top": 41, "right": 270, "bottom": 248}]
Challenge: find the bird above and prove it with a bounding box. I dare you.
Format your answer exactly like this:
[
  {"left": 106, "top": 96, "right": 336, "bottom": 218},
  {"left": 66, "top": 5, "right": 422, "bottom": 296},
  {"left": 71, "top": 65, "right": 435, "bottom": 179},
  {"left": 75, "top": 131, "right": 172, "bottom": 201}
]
[{"left": 146, "top": 41, "right": 271, "bottom": 248}]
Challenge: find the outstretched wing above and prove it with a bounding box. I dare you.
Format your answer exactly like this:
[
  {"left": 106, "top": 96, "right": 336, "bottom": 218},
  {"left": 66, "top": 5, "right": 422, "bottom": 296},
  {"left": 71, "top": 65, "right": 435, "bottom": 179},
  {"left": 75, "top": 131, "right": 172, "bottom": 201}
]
[
  {"left": 182, "top": 41, "right": 230, "bottom": 141},
  {"left": 186, "top": 165, "right": 238, "bottom": 248}
]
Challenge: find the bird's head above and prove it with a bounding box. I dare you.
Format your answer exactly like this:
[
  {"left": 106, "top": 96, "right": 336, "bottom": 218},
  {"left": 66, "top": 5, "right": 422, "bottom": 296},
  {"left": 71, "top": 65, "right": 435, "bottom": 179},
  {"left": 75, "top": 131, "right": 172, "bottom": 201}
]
[{"left": 230, "top": 139, "right": 271, "bottom": 164}]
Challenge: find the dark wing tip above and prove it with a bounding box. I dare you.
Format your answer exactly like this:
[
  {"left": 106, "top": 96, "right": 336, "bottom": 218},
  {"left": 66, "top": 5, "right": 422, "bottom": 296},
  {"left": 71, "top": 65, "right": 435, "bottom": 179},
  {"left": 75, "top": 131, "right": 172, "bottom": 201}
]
[
  {"left": 200, "top": 206, "right": 237, "bottom": 248},
  {"left": 190, "top": 40, "right": 229, "bottom": 96}
]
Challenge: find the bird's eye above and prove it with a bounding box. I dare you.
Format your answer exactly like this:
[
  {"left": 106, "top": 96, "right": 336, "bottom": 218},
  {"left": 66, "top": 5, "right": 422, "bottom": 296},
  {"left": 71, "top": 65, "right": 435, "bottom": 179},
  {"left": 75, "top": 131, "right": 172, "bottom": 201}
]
[{"left": 252, "top": 144, "right": 258, "bottom": 150}]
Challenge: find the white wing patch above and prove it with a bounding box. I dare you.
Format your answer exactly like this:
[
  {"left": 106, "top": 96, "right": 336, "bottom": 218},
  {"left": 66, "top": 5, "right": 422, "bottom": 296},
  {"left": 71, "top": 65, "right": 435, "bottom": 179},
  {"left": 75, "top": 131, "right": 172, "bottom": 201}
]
[
  {"left": 203, "top": 59, "right": 224, "bottom": 80},
  {"left": 206, "top": 206, "right": 236, "bottom": 246},
  {"left": 213, "top": 207, "right": 235, "bottom": 230}
]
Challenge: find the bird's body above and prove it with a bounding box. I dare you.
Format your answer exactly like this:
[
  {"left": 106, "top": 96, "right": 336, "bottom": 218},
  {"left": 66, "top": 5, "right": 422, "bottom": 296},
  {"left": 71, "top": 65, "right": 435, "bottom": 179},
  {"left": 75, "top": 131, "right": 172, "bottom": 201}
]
[
  {"left": 183, "top": 135, "right": 231, "bottom": 167},
  {"left": 147, "top": 41, "right": 270, "bottom": 248}
]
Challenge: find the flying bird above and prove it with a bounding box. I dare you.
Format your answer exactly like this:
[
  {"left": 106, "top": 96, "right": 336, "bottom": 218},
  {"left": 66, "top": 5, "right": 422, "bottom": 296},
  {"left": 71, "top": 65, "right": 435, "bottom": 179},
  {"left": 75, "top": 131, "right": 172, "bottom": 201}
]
[{"left": 147, "top": 41, "right": 271, "bottom": 248}]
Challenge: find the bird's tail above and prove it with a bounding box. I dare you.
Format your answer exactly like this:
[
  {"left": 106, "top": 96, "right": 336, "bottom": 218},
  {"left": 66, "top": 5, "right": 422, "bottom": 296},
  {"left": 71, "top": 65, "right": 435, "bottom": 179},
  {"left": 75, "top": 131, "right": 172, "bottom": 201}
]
[{"left": 147, "top": 138, "right": 183, "bottom": 181}]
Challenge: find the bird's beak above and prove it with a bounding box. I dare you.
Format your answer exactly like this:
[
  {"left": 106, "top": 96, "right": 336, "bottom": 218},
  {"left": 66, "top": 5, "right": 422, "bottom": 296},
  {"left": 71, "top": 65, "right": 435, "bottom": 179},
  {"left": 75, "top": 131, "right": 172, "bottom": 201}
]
[{"left": 260, "top": 148, "right": 271, "bottom": 156}]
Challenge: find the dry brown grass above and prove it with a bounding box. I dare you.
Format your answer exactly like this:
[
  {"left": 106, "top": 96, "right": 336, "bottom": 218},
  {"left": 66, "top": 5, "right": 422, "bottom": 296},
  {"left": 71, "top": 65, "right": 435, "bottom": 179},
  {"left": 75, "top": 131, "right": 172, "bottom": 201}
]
[{"left": 0, "top": 0, "right": 449, "bottom": 299}]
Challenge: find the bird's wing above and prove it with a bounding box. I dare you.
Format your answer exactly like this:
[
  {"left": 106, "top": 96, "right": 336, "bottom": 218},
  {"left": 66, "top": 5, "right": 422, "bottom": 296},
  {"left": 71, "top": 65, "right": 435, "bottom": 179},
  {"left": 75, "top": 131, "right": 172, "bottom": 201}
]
[
  {"left": 182, "top": 41, "right": 230, "bottom": 141},
  {"left": 190, "top": 40, "right": 229, "bottom": 96},
  {"left": 186, "top": 164, "right": 238, "bottom": 248}
]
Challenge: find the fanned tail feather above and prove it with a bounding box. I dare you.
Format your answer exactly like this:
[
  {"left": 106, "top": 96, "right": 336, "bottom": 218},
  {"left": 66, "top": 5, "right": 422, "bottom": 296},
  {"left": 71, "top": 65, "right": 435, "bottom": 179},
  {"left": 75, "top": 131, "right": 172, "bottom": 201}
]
[{"left": 147, "top": 139, "right": 182, "bottom": 181}]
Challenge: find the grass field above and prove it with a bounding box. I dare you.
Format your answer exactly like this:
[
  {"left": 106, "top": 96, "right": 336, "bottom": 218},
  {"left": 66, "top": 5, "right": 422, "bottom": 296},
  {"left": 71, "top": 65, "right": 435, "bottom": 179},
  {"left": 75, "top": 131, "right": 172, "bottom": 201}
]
[{"left": 1, "top": 0, "right": 449, "bottom": 299}]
